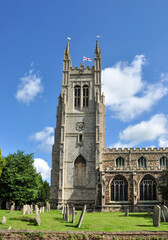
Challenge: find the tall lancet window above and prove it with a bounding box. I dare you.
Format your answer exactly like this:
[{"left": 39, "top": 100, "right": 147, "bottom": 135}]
[
  {"left": 74, "top": 85, "right": 80, "bottom": 108},
  {"left": 111, "top": 175, "right": 128, "bottom": 201},
  {"left": 83, "top": 85, "right": 89, "bottom": 108},
  {"left": 140, "top": 174, "right": 156, "bottom": 200},
  {"left": 74, "top": 155, "right": 86, "bottom": 187}
]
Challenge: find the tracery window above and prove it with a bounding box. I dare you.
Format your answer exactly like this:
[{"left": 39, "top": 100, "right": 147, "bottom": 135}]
[
  {"left": 116, "top": 157, "right": 125, "bottom": 169},
  {"left": 160, "top": 156, "right": 168, "bottom": 168},
  {"left": 138, "top": 157, "right": 147, "bottom": 169},
  {"left": 111, "top": 175, "right": 128, "bottom": 201},
  {"left": 74, "top": 85, "right": 80, "bottom": 108},
  {"left": 140, "top": 174, "right": 156, "bottom": 200},
  {"left": 74, "top": 155, "right": 86, "bottom": 187},
  {"left": 83, "top": 85, "right": 89, "bottom": 107}
]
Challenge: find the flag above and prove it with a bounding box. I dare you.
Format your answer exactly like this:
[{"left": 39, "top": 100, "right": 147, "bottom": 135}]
[
  {"left": 67, "top": 37, "right": 71, "bottom": 40},
  {"left": 83, "top": 56, "right": 91, "bottom": 62}
]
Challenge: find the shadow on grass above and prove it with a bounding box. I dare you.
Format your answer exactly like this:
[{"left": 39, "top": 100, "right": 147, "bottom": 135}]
[
  {"left": 9, "top": 217, "right": 37, "bottom": 226},
  {"left": 128, "top": 214, "right": 149, "bottom": 218},
  {"left": 137, "top": 224, "right": 153, "bottom": 227},
  {"left": 53, "top": 217, "right": 66, "bottom": 223}
]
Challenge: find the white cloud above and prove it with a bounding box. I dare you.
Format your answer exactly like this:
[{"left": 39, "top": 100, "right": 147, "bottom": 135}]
[
  {"left": 34, "top": 158, "right": 51, "bottom": 181},
  {"left": 111, "top": 114, "right": 168, "bottom": 148},
  {"left": 15, "top": 67, "right": 43, "bottom": 104},
  {"left": 102, "top": 55, "right": 168, "bottom": 121},
  {"left": 30, "top": 127, "right": 54, "bottom": 153}
]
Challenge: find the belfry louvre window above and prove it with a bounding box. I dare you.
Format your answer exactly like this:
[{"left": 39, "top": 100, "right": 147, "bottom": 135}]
[
  {"left": 138, "top": 157, "right": 147, "bottom": 169},
  {"left": 83, "top": 85, "right": 89, "bottom": 107},
  {"left": 116, "top": 157, "right": 124, "bottom": 168},
  {"left": 140, "top": 174, "right": 156, "bottom": 200},
  {"left": 111, "top": 175, "right": 128, "bottom": 201},
  {"left": 160, "top": 156, "right": 168, "bottom": 168},
  {"left": 74, "top": 85, "right": 80, "bottom": 108}
]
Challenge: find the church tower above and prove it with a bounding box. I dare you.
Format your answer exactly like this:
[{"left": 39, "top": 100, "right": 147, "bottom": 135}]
[{"left": 50, "top": 41, "right": 106, "bottom": 209}]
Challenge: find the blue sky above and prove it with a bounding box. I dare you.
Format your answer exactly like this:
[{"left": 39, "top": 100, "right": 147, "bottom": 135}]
[{"left": 1, "top": 0, "right": 168, "bottom": 182}]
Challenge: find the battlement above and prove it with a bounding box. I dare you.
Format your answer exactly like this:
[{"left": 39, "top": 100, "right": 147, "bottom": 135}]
[
  {"left": 103, "top": 147, "right": 168, "bottom": 153},
  {"left": 70, "top": 65, "right": 94, "bottom": 72}
]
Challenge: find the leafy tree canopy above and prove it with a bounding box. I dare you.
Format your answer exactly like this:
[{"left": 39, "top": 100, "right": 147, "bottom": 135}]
[
  {"left": 0, "top": 150, "right": 48, "bottom": 205},
  {"left": 0, "top": 148, "right": 6, "bottom": 177}
]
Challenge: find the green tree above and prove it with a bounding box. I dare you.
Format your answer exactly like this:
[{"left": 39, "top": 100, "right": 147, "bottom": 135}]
[
  {"left": 0, "top": 148, "right": 6, "bottom": 177},
  {"left": 0, "top": 150, "right": 42, "bottom": 205},
  {"left": 37, "top": 178, "right": 50, "bottom": 202},
  {"left": 158, "top": 168, "right": 168, "bottom": 201}
]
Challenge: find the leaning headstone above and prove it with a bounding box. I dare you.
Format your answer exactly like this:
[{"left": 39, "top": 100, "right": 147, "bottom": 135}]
[
  {"left": 77, "top": 205, "right": 87, "bottom": 228},
  {"left": 161, "top": 210, "right": 166, "bottom": 222},
  {"left": 66, "top": 205, "right": 69, "bottom": 222},
  {"left": 72, "top": 207, "right": 75, "bottom": 223},
  {"left": 148, "top": 208, "right": 152, "bottom": 217},
  {"left": 35, "top": 213, "right": 41, "bottom": 225},
  {"left": 161, "top": 205, "right": 168, "bottom": 222},
  {"left": 30, "top": 205, "right": 33, "bottom": 214},
  {"left": 125, "top": 207, "right": 129, "bottom": 217},
  {"left": 2, "top": 216, "right": 6, "bottom": 224},
  {"left": 153, "top": 205, "right": 160, "bottom": 227}
]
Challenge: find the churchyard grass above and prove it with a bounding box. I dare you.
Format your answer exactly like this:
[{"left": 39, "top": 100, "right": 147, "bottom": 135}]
[{"left": 0, "top": 209, "right": 168, "bottom": 231}]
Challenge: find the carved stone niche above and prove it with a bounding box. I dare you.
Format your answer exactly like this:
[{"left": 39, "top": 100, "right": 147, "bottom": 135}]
[{"left": 76, "top": 122, "right": 85, "bottom": 131}]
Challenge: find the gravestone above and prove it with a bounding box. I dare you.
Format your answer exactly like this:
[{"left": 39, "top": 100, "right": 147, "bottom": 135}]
[
  {"left": 148, "top": 208, "right": 152, "bottom": 217},
  {"left": 161, "top": 205, "right": 168, "bottom": 222},
  {"left": 35, "top": 213, "right": 41, "bottom": 225},
  {"left": 46, "top": 202, "right": 50, "bottom": 212},
  {"left": 161, "top": 209, "right": 166, "bottom": 222},
  {"left": 77, "top": 205, "right": 87, "bottom": 228},
  {"left": 72, "top": 207, "right": 75, "bottom": 223},
  {"left": 66, "top": 205, "right": 69, "bottom": 222},
  {"left": 35, "top": 205, "right": 39, "bottom": 214},
  {"left": 63, "top": 205, "right": 66, "bottom": 220},
  {"left": 2, "top": 216, "right": 6, "bottom": 224},
  {"left": 62, "top": 205, "right": 64, "bottom": 214},
  {"left": 10, "top": 202, "right": 15, "bottom": 213},
  {"left": 23, "top": 205, "right": 27, "bottom": 215},
  {"left": 30, "top": 205, "right": 33, "bottom": 214},
  {"left": 153, "top": 205, "right": 160, "bottom": 227},
  {"left": 125, "top": 207, "right": 129, "bottom": 217},
  {"left": 27, "top": 205, "right": 31, "bottom": 214}
]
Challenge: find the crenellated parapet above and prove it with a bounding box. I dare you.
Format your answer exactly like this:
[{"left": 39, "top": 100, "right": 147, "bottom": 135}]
[{"left": 103, "top": 147, "right": 168, "bottom": 153}]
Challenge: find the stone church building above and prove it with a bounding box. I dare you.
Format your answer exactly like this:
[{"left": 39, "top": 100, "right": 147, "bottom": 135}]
[{"left": 50, "top": 41, "right": 168, "bottom": 211}]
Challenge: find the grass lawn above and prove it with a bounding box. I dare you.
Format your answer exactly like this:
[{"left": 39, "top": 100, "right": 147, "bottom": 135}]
[{"left": 0, "top": 210, "right": 167, "bottom": 232}]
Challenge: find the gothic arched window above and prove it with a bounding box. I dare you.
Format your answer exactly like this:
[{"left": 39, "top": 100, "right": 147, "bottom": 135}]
[
  {"left": 74, "top": 155, "right": 86, "bottom": 187},
  {"left": 138, "top": 157, "right": 147, "bottom": 169},
  {"left": 111, "top": 175, "right": 128, "bottom": 201},
  {"left": 74, "top": 85, "right": 80, "bottom": 108},
  {"left": 116, "top": 157, "right": 125, "bottom": 169},
  {"left": 160, "top": 156, "right": 168, "bottom": 168},
  {"left": 140, "top": 174, "right": 156, "bottom": 200},
  {"left": 83, "top": 85, "right": 89, "bottom": 108}
]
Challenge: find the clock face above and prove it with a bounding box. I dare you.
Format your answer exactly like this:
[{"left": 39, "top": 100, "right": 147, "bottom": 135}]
[{"left": 76, "top": 122, "right": 85, "bottom": 131}]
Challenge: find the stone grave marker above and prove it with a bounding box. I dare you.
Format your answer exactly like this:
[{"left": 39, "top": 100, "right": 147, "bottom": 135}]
[
  {"left": 66, "top": 205, "right": 69, "bottom": 222},
  {"left": 2, "top": 216, "right": 6, "bottom": 224},
  {"left": 23, "top": 205, "right": 27, "bottom": 215},
  {"left": 62, "top": 205, "right": 64, "bottom": 214},
  {"left": 77, "top": 205, "right": 87, "bottom": 228},
  {"left": 35, "top": 205, "right": 39, "bottom": 214},
  {"left": 161, "top": 209, "right": 166, "bottom": 222},
  {"left": 153, "top": 205, "right": 160, "bottom": 227},
  {"left": 63, "top": 205, "right": 66, "bottom": 220},
  {"left": 161, "top": 205, "right": 168, "bottom": 222},
  {"left": 10, "top": 202, "right": 15, "bottom": 213},
  {"left": 35, "top": 213, "right": 41, "bottom": 225},
  {"left": 125, "top": 207, "right": 129, "bottom": 217},
  {"left": 148, "top": 208, "right": 152, "bottom": 217},
  {"left": 72, "top": 207, "right": 75, "bottom": 223}
]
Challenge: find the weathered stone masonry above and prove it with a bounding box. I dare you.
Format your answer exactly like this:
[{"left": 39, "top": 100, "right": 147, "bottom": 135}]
[{"left": 50, "top": 41, "right": 168, "bottom": 211}]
